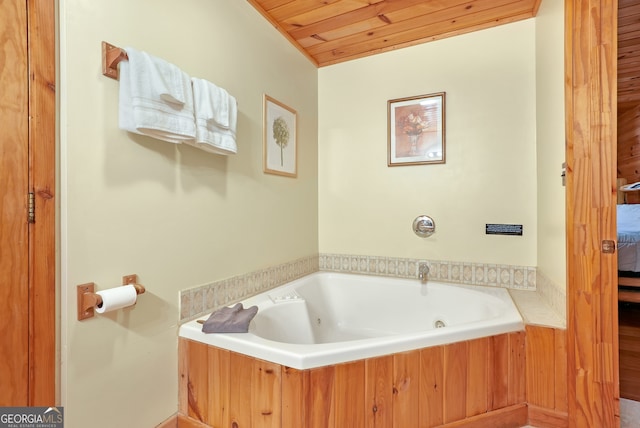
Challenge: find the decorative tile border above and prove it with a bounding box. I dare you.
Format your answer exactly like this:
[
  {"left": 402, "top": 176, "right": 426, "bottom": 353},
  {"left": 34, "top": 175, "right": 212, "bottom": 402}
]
[
  {"left": 179, "top": 255, "right": 319, "bottom": 322},
  {"left": 319, "top": 253, "right": 536, "bottom": 290},
  {"left": 179, "top": 253, "right": 538, "bottom": 323}
]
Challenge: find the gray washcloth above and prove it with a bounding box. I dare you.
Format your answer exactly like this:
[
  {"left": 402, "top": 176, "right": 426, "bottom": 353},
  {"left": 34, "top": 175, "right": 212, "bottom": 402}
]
[{"left": 201, "top": 303, "right": 258, "bottom": 334}]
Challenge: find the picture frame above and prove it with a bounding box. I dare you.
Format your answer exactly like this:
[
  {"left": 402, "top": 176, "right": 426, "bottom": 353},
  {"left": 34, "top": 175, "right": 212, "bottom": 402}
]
[
  {"left": 388, "top": 92, "right": 446, "bottom": 166},
  {"left": 263, "top": 94, "right": 297, "bottom": 177}
]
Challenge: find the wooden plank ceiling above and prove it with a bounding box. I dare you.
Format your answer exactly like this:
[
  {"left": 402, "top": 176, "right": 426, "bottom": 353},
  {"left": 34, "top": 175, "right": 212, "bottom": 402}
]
[
  {"left": 247, "top": 0, "right": 542, "bottom": 67},
  {"left": 619, "top": 0, "right": 640, "bottom": 115}
]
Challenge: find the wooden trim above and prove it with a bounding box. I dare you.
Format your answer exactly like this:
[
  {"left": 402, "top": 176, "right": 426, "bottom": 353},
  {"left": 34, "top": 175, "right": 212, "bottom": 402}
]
[
  {"left": 177, "top": 414, "right": 209, "bottom": 428},
  {"left": 531, "top": 0, "right": 543, "bottom": 15},
  {"left": 155, "top": 414, "right": 178, "bottom": 428},
  {"left": 619, "top": 290, "right": 640, "bottom": 303},
  {"left": 27, "top": 0, "right": 56, "bottom": 406},
  {"left": 175, "top": 404, "right": 528, "bottom": 428},
  {"left": 0, "top": 0, "right": 30, "bottom": 406},
  {"left": 178, "top": 336, "right": 188, "bottom": 415},
  {"left": 565, "top": 0, "right": 620, "bottom": 426},
  {"left": 528, "top": 405, "right": 569, "bottom": 428},
  {"left": 618, "top": 276, "right": 640, "bottom": 288},
  {"left": 437, "top": 403, "right": 527, "bottom": 428}
]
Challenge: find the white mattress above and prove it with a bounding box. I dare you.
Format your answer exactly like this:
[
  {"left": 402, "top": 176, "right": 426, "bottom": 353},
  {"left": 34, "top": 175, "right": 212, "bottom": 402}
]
[{"left": 618, "top": 204, "right": 640, "bottom": 272}]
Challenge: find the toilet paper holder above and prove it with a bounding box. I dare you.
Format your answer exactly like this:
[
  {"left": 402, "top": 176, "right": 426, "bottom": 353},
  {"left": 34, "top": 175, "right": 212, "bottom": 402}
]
[{"left": 77, "top": 274, "right": 146, "bottom": 321}]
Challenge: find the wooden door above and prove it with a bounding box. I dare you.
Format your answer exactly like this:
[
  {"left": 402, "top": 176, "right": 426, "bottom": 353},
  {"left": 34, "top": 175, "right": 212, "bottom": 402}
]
[{"left": 0, "top": 0, "right": 55, "bottom": 406}]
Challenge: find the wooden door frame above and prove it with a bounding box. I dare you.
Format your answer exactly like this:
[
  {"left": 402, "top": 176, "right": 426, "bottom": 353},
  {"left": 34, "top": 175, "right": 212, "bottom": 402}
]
[
  {"left": 565, "top": 0, "right": 619, "bottom": 426},
  {"left": 28, "top": 0, "right": 56, "bottom": 405}
]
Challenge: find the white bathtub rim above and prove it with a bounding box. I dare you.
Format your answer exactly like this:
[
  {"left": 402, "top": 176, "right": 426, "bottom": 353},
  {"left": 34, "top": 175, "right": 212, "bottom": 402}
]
[{"left": 180, "top": 316, "right": 523, "bottom": 369}]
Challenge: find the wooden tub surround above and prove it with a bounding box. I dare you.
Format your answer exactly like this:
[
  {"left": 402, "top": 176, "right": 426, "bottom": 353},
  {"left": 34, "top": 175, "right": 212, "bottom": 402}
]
[{"left": 178, "top": 325, "right": 567, "bottom": 428}]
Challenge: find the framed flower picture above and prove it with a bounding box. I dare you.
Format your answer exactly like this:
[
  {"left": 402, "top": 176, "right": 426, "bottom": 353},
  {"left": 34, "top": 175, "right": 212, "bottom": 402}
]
[
  {"left": 263, "top": 94, "right": 297, "bottom": 177},
  {"left": 388, "top": 92, "right": 446, "bottom": 166}
]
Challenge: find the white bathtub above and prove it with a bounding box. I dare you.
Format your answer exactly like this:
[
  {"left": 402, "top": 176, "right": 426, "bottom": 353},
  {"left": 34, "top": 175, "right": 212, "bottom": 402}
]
[{"left": 179, "top": 272, "right": 524, "bottom": 369}]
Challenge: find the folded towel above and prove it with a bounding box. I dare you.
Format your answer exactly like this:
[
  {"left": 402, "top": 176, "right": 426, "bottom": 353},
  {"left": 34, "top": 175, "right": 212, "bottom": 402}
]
[
  {"left": 153, "top": 55, "right": 187, "bottom": 106},
  {"left": 119, "top": 47, "right": 196, "bottom": 144},
  {"left": 187, "top": 77, "right": 237, "bottom": 155},
  {"left": 201, "top": 303, "right": 258, "bottom": 334},
  {"left": 195, "top": 79, "right": 229, "bottom": 128}
]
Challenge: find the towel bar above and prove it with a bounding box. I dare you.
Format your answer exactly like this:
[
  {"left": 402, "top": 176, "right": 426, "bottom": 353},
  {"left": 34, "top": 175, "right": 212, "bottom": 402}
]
[
  {"left": 101, "top": 41, "right": 240, "bottom": 118},
  {"left": 102, "top": 41, "right": 128, "bottom": 80}
]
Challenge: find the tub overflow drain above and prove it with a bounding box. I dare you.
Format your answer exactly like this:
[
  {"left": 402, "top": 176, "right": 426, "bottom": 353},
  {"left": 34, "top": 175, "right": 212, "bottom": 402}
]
[{"left": 434, "top": 320, "right": 446, "bottom": 328}]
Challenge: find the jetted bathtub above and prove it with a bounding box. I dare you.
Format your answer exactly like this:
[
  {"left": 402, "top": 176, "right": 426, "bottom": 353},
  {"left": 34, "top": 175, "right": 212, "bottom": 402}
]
[{"left": 179, "top": 272, "right": 524, "bottom": 370}]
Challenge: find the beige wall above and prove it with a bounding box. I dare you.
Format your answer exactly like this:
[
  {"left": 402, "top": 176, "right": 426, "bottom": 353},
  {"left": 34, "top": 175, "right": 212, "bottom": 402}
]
[
  {"left": 318, "top": 20, "right": 538, "bottom": 266},
  {"left": 536, "top": 0, "right": 567, "bottom": 290},
  {"left": 59, "top": 0, "right": 318, "bottom": 426}
]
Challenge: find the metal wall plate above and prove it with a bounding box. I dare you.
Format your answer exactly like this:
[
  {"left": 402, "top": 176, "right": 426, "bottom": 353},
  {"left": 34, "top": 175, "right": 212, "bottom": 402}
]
[{"left": 413, "top": 215, "right": 435, "bottom": 238}]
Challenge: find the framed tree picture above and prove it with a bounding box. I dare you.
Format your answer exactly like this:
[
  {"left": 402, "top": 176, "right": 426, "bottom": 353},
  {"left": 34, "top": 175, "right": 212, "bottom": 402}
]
[
  {"left": 388, "top": 92, "right": 446, "bottom": 166},
  {"left": 263, "top": 94, "right": 297, "bottom": 177}
]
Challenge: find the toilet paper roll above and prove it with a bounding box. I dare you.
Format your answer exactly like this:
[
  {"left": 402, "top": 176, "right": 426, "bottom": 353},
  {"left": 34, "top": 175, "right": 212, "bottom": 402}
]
[{"left": 95, "top": 284, "right": 138, "bottom": 314}]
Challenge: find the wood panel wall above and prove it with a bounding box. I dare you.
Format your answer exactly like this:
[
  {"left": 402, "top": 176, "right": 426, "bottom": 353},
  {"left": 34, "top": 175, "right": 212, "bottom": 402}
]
[
  {"left": 617, "top": 104, "right": 640, "bottom": 204},
  {"left": 618, "top": 0, "right": 640, "bottom": 113},
  {"left": 526, "top": 326, "right": 568, "bottom": 428},
  {"left": 179, "top": 332, "right": 531, "bottom": 428}
]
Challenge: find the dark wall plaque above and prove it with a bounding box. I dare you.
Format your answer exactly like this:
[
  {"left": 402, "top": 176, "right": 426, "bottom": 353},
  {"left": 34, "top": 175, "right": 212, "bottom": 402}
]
[{"left": 485, "top": 224, "right": 523, "bottom": 236}]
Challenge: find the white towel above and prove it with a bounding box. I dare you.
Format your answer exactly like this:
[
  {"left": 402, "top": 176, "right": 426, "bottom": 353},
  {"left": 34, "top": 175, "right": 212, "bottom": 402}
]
[
  {"left": 119, "top": 47, "right": 195, "bottom": 144},
  {"left": 188, "top": 77, "right": 237, "bottom": 155}
]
